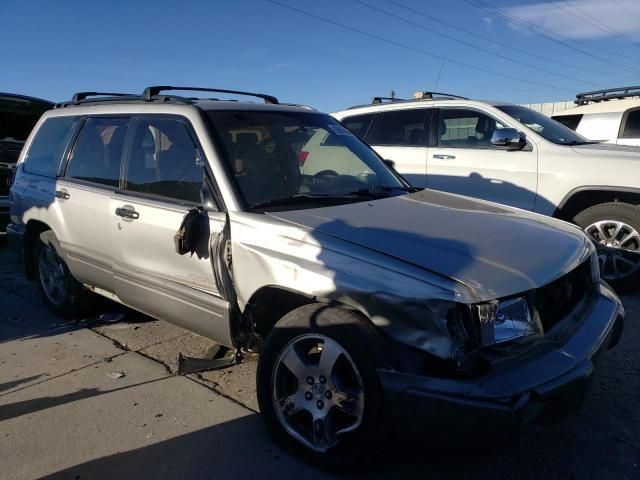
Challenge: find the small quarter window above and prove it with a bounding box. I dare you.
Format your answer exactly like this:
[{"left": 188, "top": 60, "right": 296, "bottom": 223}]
[
  {"left": 66, "top": 117, "right": 129, "bottom": 187},
  {"left": 553, "top": 114, "right": 583, "bottom": 131},
  {"left": 124, "top": 118, "right": 204, "bottom": 204},
  {"left": 24, "top": 116, "right": 78, "bottom": 177},
  {"left": 621, "top": 109, "right": 640, "bottom": 138}
]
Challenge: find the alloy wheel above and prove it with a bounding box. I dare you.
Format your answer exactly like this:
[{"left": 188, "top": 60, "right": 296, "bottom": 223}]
[
  {"left": 38, "top": 243, "right": 67, "bottom": 306},
  {"left": 271, "top": 334, "right": 365, "bottom": 452},
  {"left": 585, "top": 219, "right": 640, "bottom": 281}
]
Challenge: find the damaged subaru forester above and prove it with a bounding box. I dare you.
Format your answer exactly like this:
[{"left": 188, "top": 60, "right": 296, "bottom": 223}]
[{"left": 8, "top": 87, "right": 624, "bottom": 472}]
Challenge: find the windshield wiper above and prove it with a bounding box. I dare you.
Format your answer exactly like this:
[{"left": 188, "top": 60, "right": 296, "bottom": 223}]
[
  {"left": 562, "top": 140, "right": 600, "bottom": 146},
  {"left": 346, "top": 185, "right": 420, "bottom": 197},
  {"left": 249, "top": 193, "right": 348, "bottom": 210}
]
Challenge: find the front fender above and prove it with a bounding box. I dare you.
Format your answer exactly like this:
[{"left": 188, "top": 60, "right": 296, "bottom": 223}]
[{"left": 229, "top": 212, "right": 474, "bottom": 360}]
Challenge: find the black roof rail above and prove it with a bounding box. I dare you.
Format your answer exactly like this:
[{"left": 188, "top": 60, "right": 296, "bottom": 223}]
[
  {"left": 142, "top": 86, "right": 279, "bottom": 104},
  {"left": 575, "top": 86, "right": 640, "bottom": 105},
  {"left": 413, "top": 91, "right": 468, "bottom": 100},
  {"left": 71, "top": 92, "right": 131, "bottom": 105},
  {"left": 371, "top": 96, "right": 406, "bottom": 105}
]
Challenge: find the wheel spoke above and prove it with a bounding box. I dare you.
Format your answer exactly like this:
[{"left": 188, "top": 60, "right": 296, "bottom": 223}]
[
  {"left": 331, "top": 389, "right": 362, "bottom": 418},
  {"left": 318, "top": 340, "right": 342, "bottom": 376},
  {"left": 280, "top": 347, "right": 307, "bottom": 378}
]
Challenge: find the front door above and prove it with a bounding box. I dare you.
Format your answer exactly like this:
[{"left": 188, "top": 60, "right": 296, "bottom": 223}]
[
  {"left": 111, "top": 116, "right": 232, "bottom": 346},
  {"left": 427, "top": 108, "right": 538, "bottom": 211}
]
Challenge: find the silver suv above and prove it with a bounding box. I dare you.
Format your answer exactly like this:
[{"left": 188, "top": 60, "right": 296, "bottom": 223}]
[{"left": 7, "top": 86, "right": 624, "bottom": 471}]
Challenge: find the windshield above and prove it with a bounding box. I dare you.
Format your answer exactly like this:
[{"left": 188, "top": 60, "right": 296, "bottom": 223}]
[
  {"left": 207, "top": 110, "right": 407, "bottom": 210},
  {"left": 495, "top": 105, "right": 593, "bottom": 145}
]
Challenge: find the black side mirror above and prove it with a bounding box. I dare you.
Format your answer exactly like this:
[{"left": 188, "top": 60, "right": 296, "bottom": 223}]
[
  {"left": 491, "top": 128, "right": 526, "bottom": 151},
  {"left": 383, "top": 159, "right": 396, "bottom": 169}
]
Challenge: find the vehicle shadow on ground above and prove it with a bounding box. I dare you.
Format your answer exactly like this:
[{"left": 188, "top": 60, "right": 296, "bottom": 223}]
[
  {"left": 0, "top": 377, "right": 170, "bottom": 421},
  {"left": 42, "top": 407, "right": 633, "bottom": 480}
]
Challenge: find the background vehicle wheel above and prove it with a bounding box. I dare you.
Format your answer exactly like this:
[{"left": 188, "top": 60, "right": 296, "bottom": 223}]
[
  {"left": 574, "top": 202, "right": 640, "bottom": 290},
  {"left": 257, "top": 304, "right": 390, "bottom": 473},
  {"left": 35, "top": 230, "right": 92, "bottom": 317}
]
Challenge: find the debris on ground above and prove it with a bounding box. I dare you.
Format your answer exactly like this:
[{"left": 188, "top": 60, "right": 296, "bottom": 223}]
[{"left": 106, "top": 371, "right": 125, "bottom": 380}]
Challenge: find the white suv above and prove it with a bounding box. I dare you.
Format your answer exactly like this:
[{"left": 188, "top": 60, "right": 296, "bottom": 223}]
[
  {"left": 552, "top": 86, "right": 640, "bottom": 147},
  {"left": 333, "top": 92, "right": 640, "bottom": 287}
]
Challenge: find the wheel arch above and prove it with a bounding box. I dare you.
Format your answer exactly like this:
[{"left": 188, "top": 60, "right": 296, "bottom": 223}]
[
  {"left": 23, "top": 219, "right": 52, "bottom": 279},
  {"left": 243, "top": 285, "right": 369, "bottom": 341},
  {"left": 554, "top": 186, "right": 640, "bottom": 222}
]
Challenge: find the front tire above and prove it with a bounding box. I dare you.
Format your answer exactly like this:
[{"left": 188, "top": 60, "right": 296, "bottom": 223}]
[
  {"left": 35, "top": 230, "right": 92, "bottom": 317},
  {"left": 574, "top": 202, "right": 640, "bottom": 290},
  {"left": 256, "top": 304, "right": 390, "bottom": 473}
]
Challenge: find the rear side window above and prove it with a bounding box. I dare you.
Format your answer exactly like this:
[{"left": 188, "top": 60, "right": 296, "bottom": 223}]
[
  {"left": 341, "top": 113, "right": 375, "bottom": 139},
  {"left": 123, "top": 117, "right": 204, "bottom": 204},
  {"left": 66, "top": 118, "right": 129, "bottom": 187},
  {"left": 24, "top": 116, "right": 78, "bottom": 177},
  {"left": 621, "top": 109, "right": 640, "bottom": 138},
  {"left": 371, "top": 109, "right": 427, "bottom": 146},
  {"left": 553, "top": 114, "right": 583, "bottom": 131}
]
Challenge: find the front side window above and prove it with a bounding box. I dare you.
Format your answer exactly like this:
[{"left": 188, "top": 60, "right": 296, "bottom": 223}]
[
  {"left": 371, "top": 109, "right": 427, "bottom": 146},
  {"left": 341, "top": 113, "right": 376, "bottom": 139},
  {"left": 66, "top": 117, "right": 129, "bottom": 186},
  {"left": 207, "top": 110, "right": 405, "bottom": 209},
  {"left": 24, "top": 116, "right": 78, "bottom": 177},
  {"left": 439, "top": 109, "right": 506, "bottom": 149},
  {"left": 496, "top": 105, "right": 593, "bottom": 145},
  {"left": 621, "top": 109, "right": 640, "bottom": 138},
  {"left": 123, "top": 117, "right": 204, "bottom": 204}
]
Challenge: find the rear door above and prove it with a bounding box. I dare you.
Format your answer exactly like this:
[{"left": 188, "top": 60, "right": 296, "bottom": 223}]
[
  {"left": 111, "top": 115, "right": 232, "bottom": 345},
  {"left": 367, "top": 108, "right": 429, "bottom": 187},
  {"left": 56, "top": 116, "right": 129, "bottom": 292},
  {"left": 427, "top": 107, "right": 537, "bottom": 211}
]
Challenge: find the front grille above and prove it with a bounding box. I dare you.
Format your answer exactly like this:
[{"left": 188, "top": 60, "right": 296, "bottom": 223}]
[{"left": 528, "top": 258, "right": 592, "bottom": 332}]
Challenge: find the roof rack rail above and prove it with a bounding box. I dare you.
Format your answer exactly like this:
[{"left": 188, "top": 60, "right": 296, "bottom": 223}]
[
  {"left": 413, "top": 91, "right": 467, "bottom": 100},
  {"left": 371, "top": 96, "right": 406, "bottom": 105},
  {"left": 142, "top": 86, "right": 279, "bottom": 104},
  {"left": 575, "top": 86, "right": 640, "bottom": 105},
  {"left": 71, "top": 92, "right": 131, "bottom": 105}
]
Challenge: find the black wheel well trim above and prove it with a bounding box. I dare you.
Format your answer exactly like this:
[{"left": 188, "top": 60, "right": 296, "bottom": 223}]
[
  {"left": 554, "top": 186, "right": 640, "bottom": 218},
  {"left": 243, "top": 285, "right": 372, "bottom": 338},
  {"left": 23, "top": 219, "right": 52, "bottom": 279}
]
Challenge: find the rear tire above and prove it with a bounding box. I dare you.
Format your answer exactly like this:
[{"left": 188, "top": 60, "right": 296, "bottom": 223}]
[
  {"left": 34, "top": 230, "right": 92, "bottom": 318},
  {"left": 256, "top": 304, "right": 390, "bottom": 473},
  {"left": 574, "top": 202, "right": 640, "bottom": 290}
]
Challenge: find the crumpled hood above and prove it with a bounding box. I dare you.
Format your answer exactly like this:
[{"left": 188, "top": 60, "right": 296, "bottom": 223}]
[
  {"left": 571, "top": 143, "right": 640, "bottom": 160},
  {"left": 268, "top": 189, "right": 591, "bottom": 301}
]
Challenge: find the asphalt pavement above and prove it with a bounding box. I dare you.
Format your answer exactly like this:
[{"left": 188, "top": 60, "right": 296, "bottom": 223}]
[{"left": 1, "top": 237, "right": 638, "bottom": 479}]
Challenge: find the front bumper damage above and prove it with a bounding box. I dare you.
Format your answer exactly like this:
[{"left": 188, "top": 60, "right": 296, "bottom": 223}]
[{"left": 380, "top": 282, "right": 624, "bottom": 442}]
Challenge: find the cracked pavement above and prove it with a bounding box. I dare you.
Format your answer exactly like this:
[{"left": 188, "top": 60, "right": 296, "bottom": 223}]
[{"left": 1, "top": 236, "right": 639, "bottom": 479}]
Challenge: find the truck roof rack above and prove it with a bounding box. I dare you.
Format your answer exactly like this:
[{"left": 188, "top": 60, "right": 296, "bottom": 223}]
[
  {"left": 575, "top": 86, "right": 640, "bottom": 105},
  {"left": 141, "top": 86, "right": 279, "bottom": 104},
  {"left": 413, "top": 91, "right": 468, "bottom": 101},
  {"left": 371, "top": 96, "right": 406, "bottom": 105}
]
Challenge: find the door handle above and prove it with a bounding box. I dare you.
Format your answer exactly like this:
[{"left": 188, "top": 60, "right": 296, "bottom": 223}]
[
  {"left": 54, "top": 190, "right": 70, "bottom": 200},
  {"left": 432, "top": 154, "right": 456, "bottom": 160},
  {"left": 115, "top": 207, "right": 139, "bottom": 220}
]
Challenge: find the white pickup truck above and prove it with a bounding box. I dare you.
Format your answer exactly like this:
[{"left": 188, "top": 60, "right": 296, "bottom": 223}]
[{"left": 333, "top": 92, "right": 640, "bottom": 287}]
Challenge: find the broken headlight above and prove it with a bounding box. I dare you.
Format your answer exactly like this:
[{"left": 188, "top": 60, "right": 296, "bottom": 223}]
[{"left": 476, "top": 296, "right": 542, "bottom": 346}]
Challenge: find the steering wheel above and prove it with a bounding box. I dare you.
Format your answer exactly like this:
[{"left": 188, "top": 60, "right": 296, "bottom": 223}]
[{"left": 313, "top": 170, "right": 339, "bottom": 180}]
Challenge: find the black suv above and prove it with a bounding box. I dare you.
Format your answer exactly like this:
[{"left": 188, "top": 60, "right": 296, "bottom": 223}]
[{"left": 0, "top": 93, "right": 53, "bottom": 229}]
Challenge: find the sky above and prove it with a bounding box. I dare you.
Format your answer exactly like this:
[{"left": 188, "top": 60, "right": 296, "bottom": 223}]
[{"left": 2, "top": 0, "right": 640, "bottom": 112}]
